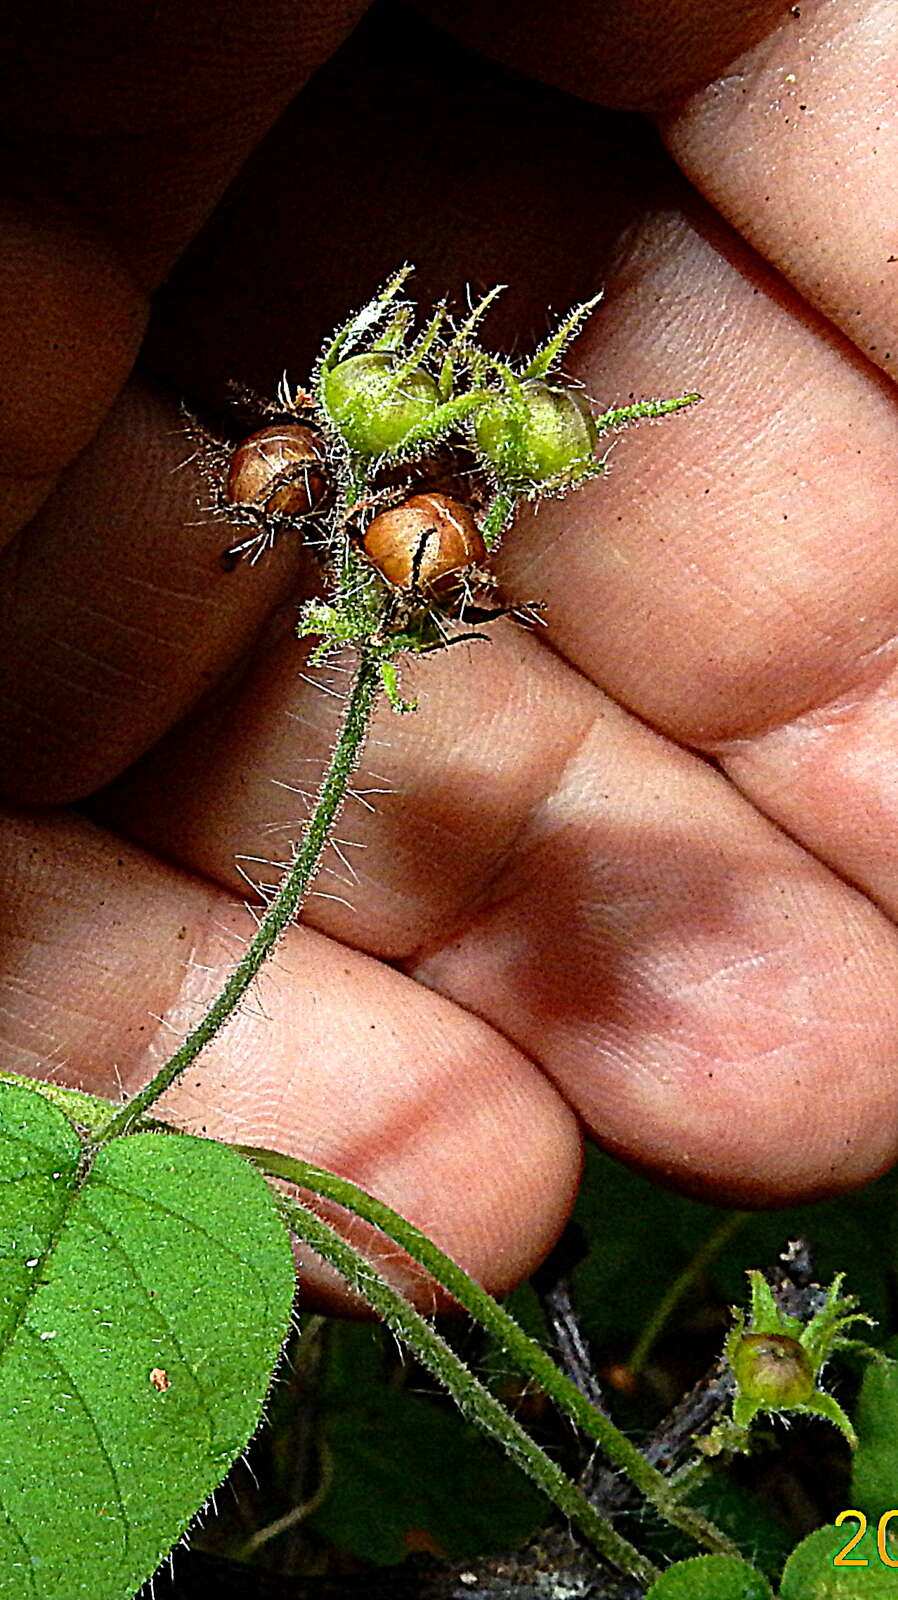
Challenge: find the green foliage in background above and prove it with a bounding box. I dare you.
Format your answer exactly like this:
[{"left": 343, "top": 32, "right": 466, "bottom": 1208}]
[
  {"left": 778, "top": 1525, "right": 898, "bottom": 1598},
  {"left": 644, "top": 1555, "right": 774, "bottom": 1600},
  {"left": 308, "top": 1323, "right": 547, "bottom": 1563}
]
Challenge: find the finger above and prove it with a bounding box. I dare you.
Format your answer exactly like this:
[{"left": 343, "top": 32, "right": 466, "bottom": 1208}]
[
  {"left": 0, "top": 378, "right": 313, "bottom": 801},
  {"left": 657, "top": 1, "right": 898, "bottom": 904},
  {"left": 411, "top": 660, "right": 898, "bottom": 1207},
  {"left": 494, "top": 197, "right": 898, "bottom": 920},
  {"left": 0, "top": 2, "right": 371, "bottom": 285},
  {"left": 0, "top": 2, "right": 367, "bottom": 556},
  {"left": 500, "top": 198, "right": 898, "bottom": 746},
  {"left": 0, "top": 18, "right": 668, "bottom": 801},
  {"left": 410, "top": 0, "right": 788, "bottom": 114},
  {"left": 665, "top": 0, "right": 898, "bottom": 386},
  {"left": 0, "top": 197, "right": 146, "bottom": 546},
  {"left": 98, "top": 623, "right": 592, "bottom": 962},
  {"left": 0, "top": 805, "right": 580, "bottom": 1308},
  {"left": 97, "top": 611, "right": 898, "bottom": 1206}
]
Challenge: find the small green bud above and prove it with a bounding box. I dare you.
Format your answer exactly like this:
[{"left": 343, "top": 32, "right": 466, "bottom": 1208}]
[
  {"left": 322, "top": 352, "right": 439, "bottom": 455},
  {"left": 731, "top": 1333, "right": 815, "bottom": 1408},
  {"left": 474, "top": 379, "right": 597, "bottom": 483}
]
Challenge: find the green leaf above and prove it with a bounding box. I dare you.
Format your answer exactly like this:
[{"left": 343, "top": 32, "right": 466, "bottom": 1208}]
[
  {"left": 570, "top": 1145, "right": 726, "bottom": 1341},
  {"left": 644, "top": 1554, "right": 773, "bottom": 1599},
  {"left": 0, "top": 1084, "right": 295, "bottom": 1599},
  {"left": 308, "top": 1324, "right": 546, "bottom": 1565},
  {"left": 684, "top": 1468, "right": 794, "bottom": 1580},
  {"left": 0, "top": 1071, "right": 117, "bottom": 1138},
  {"left": 571, "top": 1143, "right": 898, "bottom": 1352},
  {"left": 852, "top": 1359, "right": 898, "bottom": 1518},
  {"left": 779, "top": 1524, "right": 898, "bottom": 1597}
]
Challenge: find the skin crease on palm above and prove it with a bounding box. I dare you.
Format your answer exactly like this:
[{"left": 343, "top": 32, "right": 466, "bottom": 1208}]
[{"left": 0, "top": 0, "right": 897, "bottom": 1310}]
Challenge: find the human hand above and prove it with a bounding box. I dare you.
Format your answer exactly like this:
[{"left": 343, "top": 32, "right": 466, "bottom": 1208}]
[{"left": 1, "top": 0, "right": 895, "bottom": 1305}]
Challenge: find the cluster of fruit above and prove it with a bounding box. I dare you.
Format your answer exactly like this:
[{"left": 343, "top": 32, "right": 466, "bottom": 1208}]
[{"left": 195, "top": 268, "right": 696, "bottom": 701}]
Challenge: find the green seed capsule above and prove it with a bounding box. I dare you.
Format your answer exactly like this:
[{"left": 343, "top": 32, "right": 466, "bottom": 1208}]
[
  {"left": 474, "top": 380, "right": 597, "bottom": 482},
  {"left": 322, "top": 352, "right": 439, "bottom": 455},
  {"left": 731, "top": 1333, "right": 815, "bottom": 1408}
]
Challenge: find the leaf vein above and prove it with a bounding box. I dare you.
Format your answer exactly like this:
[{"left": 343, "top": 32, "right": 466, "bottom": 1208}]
[{"left": 19, "top": 1325, "right": 131, "bottom": 1558}]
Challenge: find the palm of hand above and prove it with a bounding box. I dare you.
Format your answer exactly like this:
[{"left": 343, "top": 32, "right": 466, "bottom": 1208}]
[{"left": 0, "top": 0, "right": 895, "bottom": 1305}]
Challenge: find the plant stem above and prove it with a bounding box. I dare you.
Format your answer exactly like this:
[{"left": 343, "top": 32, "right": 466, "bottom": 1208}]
[
  {"left": 667, "top": 1456, "right": 714, "bottom": 1501},
  {"left": 243, "top": 1148, "right": 742, "bottom": 1560},
  {"left": 276, "top": 1190, "right": 662, "bottom": 1588},
  {"left": 94, "top": 651, "right": 381, "bottom": 1143},
  {"left": 627, "top": 1211, "right": 746, "bottom": 1377}
]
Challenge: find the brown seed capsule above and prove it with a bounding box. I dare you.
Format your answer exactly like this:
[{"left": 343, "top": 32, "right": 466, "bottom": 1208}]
[
  {"left": 362, "top": 493, "right": 485, "bottom": 591},
  {"left": 226, "top": 424, "right": 326, "bottom": 517}
]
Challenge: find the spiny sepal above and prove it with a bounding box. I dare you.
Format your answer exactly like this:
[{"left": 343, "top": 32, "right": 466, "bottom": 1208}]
[{"left": 719, "top": 1269, "right": 875, "bottom": 1452}]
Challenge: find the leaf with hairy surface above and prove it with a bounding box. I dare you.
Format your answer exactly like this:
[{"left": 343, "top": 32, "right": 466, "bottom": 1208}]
[{"left": 0, "top": 1083, "right": 295, "bottom": 1600}]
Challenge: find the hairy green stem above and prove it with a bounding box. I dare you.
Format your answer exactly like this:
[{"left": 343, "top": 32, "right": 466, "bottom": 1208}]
[
  {"left": 276, "top": 1189, "right": 661, "bottom": 1587},
  {"left": 95, "top": 652, "right": 381, "bottom": 1142},
  {"left": 244, "top": 1148, "right": 741, "bottom": 1559},
  {"left": 668, "top": 1456, "right": 715, "bottom": 1502}
]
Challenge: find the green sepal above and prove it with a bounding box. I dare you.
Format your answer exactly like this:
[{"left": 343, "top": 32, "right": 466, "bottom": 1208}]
[
  {"left": 439, "top": 284, "right": 506, "bottom": 398},
  {"left": 316, "top": 264, "right": 413, "bottom": 381},
  {"left": 375, "top": 388, "right": 489, "bottom": 462},
  {"left": 322, "top": 352, "right": 440, "bottom": 457},
  {"left": 370, "top": 305, "right": 412, "bottom": 352},
  {"left": 378, "top": 658, "right": 417, "bottom": 713},
  {"left": 731, "top": 1392, "right": 763, "bottom": 1431},
  {"left": 521, "top": 292, "right": 603, "bottom": 380},
  {"left": 473, "top": 372, "right": 598, "bottom": 492},
  {"left": 591, "top": 390, "right": 701, "bottom": 434}
]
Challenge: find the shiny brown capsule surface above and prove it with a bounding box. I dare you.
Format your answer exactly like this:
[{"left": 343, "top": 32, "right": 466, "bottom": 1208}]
[
  {"left": 362, "top": 492, "right": 485, "bottom": 591},
  {"left": 226, "top": 424, "right": 326, "bottom": 517}
]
